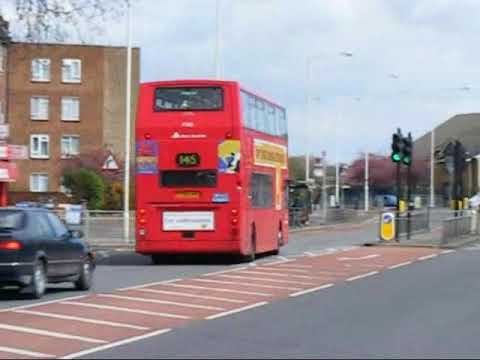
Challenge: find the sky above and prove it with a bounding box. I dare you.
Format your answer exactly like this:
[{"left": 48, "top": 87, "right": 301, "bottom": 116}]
[{"left": 5, "top": 0, "right": 480, "bottom": 162}]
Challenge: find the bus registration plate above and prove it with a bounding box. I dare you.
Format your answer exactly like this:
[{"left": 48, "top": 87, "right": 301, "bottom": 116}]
[{"left": 163, "top": 211, "right": 215, "bottom": 231}]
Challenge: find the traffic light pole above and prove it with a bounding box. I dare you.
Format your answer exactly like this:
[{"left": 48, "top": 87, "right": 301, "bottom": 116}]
[
  {"left": 395, "top": 162, "right": 401, "bottom": 242},
  {"left": 407, "top": 164, "right": 412, "bottom": 240}
]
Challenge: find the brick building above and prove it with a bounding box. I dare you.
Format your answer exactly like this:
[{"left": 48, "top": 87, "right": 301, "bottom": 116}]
[{"left": 6, "top": 42, "right": 140, "bottom": 202}]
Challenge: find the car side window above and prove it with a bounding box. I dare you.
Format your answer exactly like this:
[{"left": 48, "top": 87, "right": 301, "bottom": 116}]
[
  {"left": 46, "top": 213, "right": 68, "bottom": 238},
  {"left": 31, "top": 213, "right": 55, "bottom": 239}
]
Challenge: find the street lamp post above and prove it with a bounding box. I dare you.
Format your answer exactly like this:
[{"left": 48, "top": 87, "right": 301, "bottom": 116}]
[
  {"left": 123, "top": 2, "right": 133, "bottom": 243},
  {"left": 215, "top": 0, "right": 223, "bottom": 79}
]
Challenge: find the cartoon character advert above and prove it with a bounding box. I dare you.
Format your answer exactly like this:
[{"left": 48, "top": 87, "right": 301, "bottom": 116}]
[{"left": 218, "top": 140, "right": 240, "bottom": 174}]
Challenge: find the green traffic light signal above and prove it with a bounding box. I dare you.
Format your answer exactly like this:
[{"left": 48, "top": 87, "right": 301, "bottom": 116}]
[
  {"left": 402, "top": 155, "right": 412, "bottom": 165},
  {"left": 391, "top": 152, "right": 402, "bottom": 163}
]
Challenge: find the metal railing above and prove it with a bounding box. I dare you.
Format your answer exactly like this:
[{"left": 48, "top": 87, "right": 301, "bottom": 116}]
[
  {"left": 396, "top": 209, "right": 431, "bottom": 238},
  {"left": 441, "top": 211, "right": 476, "bottom": 245},
  {"left": 55, "top": 209, "right": 135, "bottom": 245}
]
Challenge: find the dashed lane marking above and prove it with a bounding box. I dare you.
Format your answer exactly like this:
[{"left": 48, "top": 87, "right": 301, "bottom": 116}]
[
  {"left": 346, "top": 271, "right": 379, "bottom": 282},
  {"left": 388, "top": 261, "right": 413, "bottom": 270},
  {"left": 418, "top": 254, "right": 438, "bottom": 261},
  {"left": 216, "top": 274, "right": 316, "bottom": 286},
  {"left": 136, "top": 288, "right": 247, "bottom": 304},
  {"left": 13, "top": 310, "right": 150, "bottom": 331},
  {"left": 206, "top": 302, "right": 269, "bottom": 320},
  {"left": 275, "top": 264, "right": 313, "bottom": 269},
  {"left": 61, "top": 328, "right": 172, "bottom": 359},
  {"left": 61, "top": 301, "right": 191, "bottom": 320},
  {"left": 441, "top": 250, "right": 456, "bottom": 254},
  {"left": 339, "top": 254, "right": 381, "bottom": 261},
  {"left": 290, "top": 284, "right": 334, "bottom": 297},
  {"left": 261, "top": 259, "right": 294, "bottom": 266},
  {"left": 164, "top": 283, "right": 272, "bottom": 297},
  {"left": 0, "top": 346, "right": 54, "bottom": 359},
  {"left": 191, "top": 278, "right": 302, "bottom": 291},
  {"left": 0, "top": 323, "right": 107, "bottom": 344},
  {"left": 97, "top": 294, "right": 225, "bottom": 311}
]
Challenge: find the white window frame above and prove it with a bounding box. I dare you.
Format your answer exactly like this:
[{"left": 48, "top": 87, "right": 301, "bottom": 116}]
[
  {"left": 31, "top": 58, "right": 51, "bottom": 82},
  {"left": 30, "top": 96, "right": 50, "bottom": 121},
  {"left": 30, "top": 134, "right": 50, "bottom": 159},
  {"left": 0, "top": 47, "right": 5, "bottom": 73},
  {"left": 61, "top": 135, "right": 80, "bottom": 158},
  {"left": 62, "top": 59, "right": 82, "bottom": 83},
  {"left": 30, "top": 173, "right": 49, "bottom": 192},
  {"left": 61, "top": 97, "right": 80, "bottom": 121}
]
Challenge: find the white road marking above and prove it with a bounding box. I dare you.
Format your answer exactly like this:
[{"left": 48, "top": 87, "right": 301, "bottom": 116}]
[
  {"left": 0, "top": 323, "right": 107, "bottom": 344},
  {"left": 164, "top": 283, "right": 272, "bottom": 297},
  {"left": 0, "top": 346, "right": 54, "bottom": 359},
  {"left": 388, "top": 261, "right": 413, "bottom": 270},
  {"left": 202, "top": 267, "right": 247, "bottom": 277},
  {"left": 276, "top": 256, "right": 289, "bottom": 261},
  {"left": 136, "top": 288, "right": 247, "bottom": 304},
  {"left": 339, "top": 254, "right": 381, "bottom": 261},
  {"left": 256, "top": 266, "right": 310, "bottom": 274},
  {"left": 14, "top": 310, "right": 150, "bottom": 331},
  {"left": 217, "top": 274, "right": 316, "bottom": 286},
  {"left": 441, "top": 250, "right": 456, "bottom": 255},
  {"left": 62, "top": 301, "right": 190, "bottom": 320},
  {"left": 290, "top": 283, "right": 334, "bottom": 297},
  {"left": 0, "top": 295, "right": 87, "bottom": 313},
  {"left": 346, "top": 271, "right": 379, "bottom": 282},
  {"left": 118, "top": 279, "right": 182, "bottom": 291},
  {"left": 304, "top": 252, "right": 315, "bottom": 257},
  {"left": 97, "top": 294, "right": 225, "bottom": 311},
  {"left": 276, "top": 264, "right": 313, "bottom": 269},
  {"left": 418, "top": 254, "right": 438, "bottom": 261},
  {"left": 237, "top": 270, "right": 318, "bottom": 280},
  {"left": 61, "top": 328, "right": 172, "bottom": 359},
  {"left": 192, "top": 278, "right": 302, "bottom": 291},
  {"left": 206, "top": 302, "right": 269, "bottom": 320},
  {"left": 261, "top": 259, "right": 295, "bottom": 266}
]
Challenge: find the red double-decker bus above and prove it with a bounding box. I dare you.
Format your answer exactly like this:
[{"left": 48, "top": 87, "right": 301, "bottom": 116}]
[{"left": 135, "top": 80, "right": 288, "bottom": 263}]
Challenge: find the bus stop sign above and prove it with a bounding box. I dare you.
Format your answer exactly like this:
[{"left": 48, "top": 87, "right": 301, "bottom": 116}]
[{"left": 380, "top": 212, "right": 395, "bottom": 241}]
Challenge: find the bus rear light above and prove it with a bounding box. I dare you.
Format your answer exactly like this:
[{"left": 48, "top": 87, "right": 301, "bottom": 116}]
[
  {"left": 231, "top": 218, "right": 238, "bottom": 225},
  {"left": 139, "top": 229, "right": 146, "bottom": 236},
  {"left": 139, "top": 209, "right": 146, "bottom": 215},
  {"left": 226, "top": 132, "right": 232, "bottom": 139},
  {"left": 139, "top": 218, "right": 147, "bottom": 225},
  {"left": 144, "top": 133, "right": 152, "bottom": 139},
  {"left": 231, "top": 209, "right": 238, "bottom": 215},
  {"left": 0, "top": 240, "right": 22, "bottom": 251}
]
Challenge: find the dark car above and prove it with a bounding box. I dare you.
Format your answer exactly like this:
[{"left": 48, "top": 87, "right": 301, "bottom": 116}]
[{"left": 0, "top": 207, "right": 95, "bottom": 299}]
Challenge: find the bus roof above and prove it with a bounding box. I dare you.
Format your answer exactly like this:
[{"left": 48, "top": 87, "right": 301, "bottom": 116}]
[{"left": 141, "top": 79, "right": 285, "bottom": 110}]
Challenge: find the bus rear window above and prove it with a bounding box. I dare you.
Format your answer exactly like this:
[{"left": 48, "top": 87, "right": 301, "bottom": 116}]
[
  {"left": 161, "top": 170, "right": 217, "bottom": 187},
  {"left": 154, "top": 87, "right": 223, "bottom": 111}
]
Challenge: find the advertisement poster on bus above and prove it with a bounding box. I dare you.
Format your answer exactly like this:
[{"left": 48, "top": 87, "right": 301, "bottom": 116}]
[
  {"left": 218, "top": 140, "right": 240, "bottom": 173},
  {"left": 136, "top": 140, "right": 159, "bottom": 174}
]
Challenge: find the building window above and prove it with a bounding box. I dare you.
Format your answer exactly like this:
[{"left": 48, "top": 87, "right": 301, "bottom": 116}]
[
  {"left": 30, "top": 174, "right": 49, "bottom": 192},
  {"left": 30, "top": 134, "right": 49, "bottom": 159},
  {"left": 61, "top": 135, "right": 79, "bottom": 158},
  {"left": 31, "top": 58, "right": 51, "bottom": 82},
  {"left": 0, "top": 47, "right": 5, "bottom": 72},
  {"left": 61, "top": 97, "right": 80, "bottom": 121},
  {"left": 30, "top": 96, "right": 49, "bottom": 120},
  {"left": 62, "top": 59, "right": 82, "bottom": 83}
]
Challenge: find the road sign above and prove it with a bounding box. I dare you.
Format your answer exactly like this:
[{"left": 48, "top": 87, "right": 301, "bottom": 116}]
[{"left": 380, "top": 212, "right": 396, "bottom": 241}]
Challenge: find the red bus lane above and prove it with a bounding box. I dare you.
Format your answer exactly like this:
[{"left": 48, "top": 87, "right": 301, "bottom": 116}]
[
  {"left": 0, "top": 246, "right": 449, "bottom": 359},
  {"left": 135, "top": 80, "right": 289, "bottom": 262}
]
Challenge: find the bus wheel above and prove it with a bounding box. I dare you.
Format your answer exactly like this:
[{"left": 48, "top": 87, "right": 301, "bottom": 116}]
[
  {"left": 151, "top": 254, "right": 167, "bottom": 265},
  {"left": 272, "top": 225, "right": 283, "bottom": 255}
]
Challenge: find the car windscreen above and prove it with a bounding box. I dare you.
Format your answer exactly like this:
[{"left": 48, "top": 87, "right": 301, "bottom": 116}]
[
  {"left": 0, "top": 211, "right": 25, "bottom": 230},
  {"left": 154, "top": 87, "right": 223, "bottom": 111}
]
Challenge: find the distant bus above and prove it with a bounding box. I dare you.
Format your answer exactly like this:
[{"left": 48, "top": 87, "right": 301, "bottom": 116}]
[{"left": 135, "top": 80, "right": 289, "bottom": 262}]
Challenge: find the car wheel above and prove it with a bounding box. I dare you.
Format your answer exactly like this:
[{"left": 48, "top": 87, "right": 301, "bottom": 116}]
[
  {"left": 30, "top": 260, "right": 47, "bottom": 299},
  {"left": 75, "top": 257, "right": 94, "bottom": 291}
]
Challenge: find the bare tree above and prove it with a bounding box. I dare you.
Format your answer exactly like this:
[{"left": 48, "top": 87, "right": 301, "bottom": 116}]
[{"left": 2, "top": 0, "right": 129, "bottom": 42}]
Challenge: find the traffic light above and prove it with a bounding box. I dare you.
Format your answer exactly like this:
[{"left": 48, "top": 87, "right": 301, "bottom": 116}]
[
  {"left": 391, "top": 131, "right": 403, "bottom": 163},
  {"left": 402, "top": 133, "right": 413, "bottom": 166}
]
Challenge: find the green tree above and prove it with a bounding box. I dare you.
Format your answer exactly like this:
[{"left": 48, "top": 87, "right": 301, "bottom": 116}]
[{"left": 62, "top": 168, "right": 106, "bottom": 210}]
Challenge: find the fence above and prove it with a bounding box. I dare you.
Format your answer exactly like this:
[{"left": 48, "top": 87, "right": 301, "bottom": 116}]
[
  {"left": 396, "top": 210, "right": 431, "bottom": 238},
  {"left": 441, "top": 211, "right": 476, "bottom": 245},
  {"left": 55, "top": 209, "right": 135, "bottom": 245}
]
